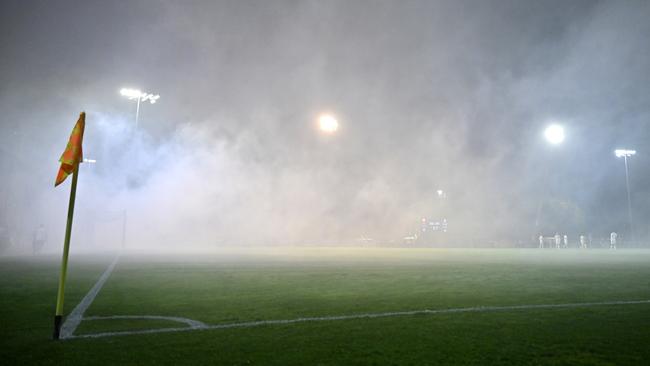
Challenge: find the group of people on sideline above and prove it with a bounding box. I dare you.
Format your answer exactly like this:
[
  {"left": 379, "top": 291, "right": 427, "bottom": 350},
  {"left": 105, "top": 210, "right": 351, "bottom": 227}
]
[{"left": 538, "top": 232, "right": 618, "bottom": 249}]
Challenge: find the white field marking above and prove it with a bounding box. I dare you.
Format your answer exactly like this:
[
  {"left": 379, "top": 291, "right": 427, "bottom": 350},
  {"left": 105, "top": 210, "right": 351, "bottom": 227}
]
[
  {"left": 84, "top": 315, "right": 207, "bottom": 329},
  {"left": 67, "top": 299, "right": 650, "bottom": 340},
  {"left": 60, "top": 255, "right": 120, "bottom": 339}
]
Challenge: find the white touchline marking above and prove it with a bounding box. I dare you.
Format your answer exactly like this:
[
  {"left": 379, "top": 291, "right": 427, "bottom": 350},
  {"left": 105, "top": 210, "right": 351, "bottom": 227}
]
[
  {"left": 60, "top": 255, "right": 120, "bottom": 339},
  {"left": 67, "top": 299, "right": 650, "bottom": 340}
]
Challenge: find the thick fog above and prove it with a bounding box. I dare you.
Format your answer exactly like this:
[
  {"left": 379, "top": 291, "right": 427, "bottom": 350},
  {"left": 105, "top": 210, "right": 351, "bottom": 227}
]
[{"left": 1, "top": 0, "right": 649, "bottom": 252}]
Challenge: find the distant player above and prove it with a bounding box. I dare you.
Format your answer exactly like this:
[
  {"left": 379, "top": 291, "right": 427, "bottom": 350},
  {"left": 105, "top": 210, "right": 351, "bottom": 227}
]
[
  {"left": 610, "top": 232, "right": 617, "bottom": 250},
  {"left": 579, "top": 234, "right": 587, "bottom": 249},
  {"left": 563, "top": 234, "right": 568, "bottom": 248},
  {"left": 554, "top": 233, "right": 561, "bottom": 249},
  {"left": 32, "top": 224, "right": 47, "bottom": 255},
  {"left": 538, "top": 235, "right": 544, "bottom": 249}
]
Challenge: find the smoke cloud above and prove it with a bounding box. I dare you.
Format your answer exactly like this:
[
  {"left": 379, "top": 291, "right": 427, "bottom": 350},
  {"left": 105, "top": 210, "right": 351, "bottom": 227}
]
[{"left": 1, "top": 0, "right": 649, "bottom": 252}]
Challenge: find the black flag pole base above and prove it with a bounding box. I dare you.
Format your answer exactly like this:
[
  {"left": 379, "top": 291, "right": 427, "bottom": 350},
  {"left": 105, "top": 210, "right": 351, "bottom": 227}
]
[{"left": 53, "top": 315, "right": 63, "bottom": 340}]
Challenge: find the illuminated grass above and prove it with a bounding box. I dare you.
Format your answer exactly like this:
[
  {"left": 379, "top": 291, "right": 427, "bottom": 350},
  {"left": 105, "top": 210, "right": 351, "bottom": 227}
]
[
  {"left": 1, "top": 248, "right": 649, "bottom": 365},
  {"left": 75, "top": 318, "right": 186, "bottom": 335}
]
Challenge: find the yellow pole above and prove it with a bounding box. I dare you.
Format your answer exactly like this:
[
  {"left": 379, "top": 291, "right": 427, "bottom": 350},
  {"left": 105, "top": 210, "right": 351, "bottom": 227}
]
[{"left": 53, "top": 166, "right": 79, "bottom": 339}]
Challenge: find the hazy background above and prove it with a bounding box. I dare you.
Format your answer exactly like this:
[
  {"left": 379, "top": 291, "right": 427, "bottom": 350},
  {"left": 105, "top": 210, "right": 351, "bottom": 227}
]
[{"left": 1, "top": 0, "right": 649, "bottom": 252}]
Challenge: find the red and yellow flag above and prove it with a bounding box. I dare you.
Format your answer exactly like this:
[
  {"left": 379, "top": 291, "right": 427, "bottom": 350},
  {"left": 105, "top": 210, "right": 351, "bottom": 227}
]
[{"left": 55, "top": 112, "right": 86, "bottom": 187}]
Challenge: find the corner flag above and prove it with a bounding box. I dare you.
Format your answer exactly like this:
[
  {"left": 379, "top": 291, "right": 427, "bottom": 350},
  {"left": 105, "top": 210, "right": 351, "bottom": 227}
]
[
  {"left": 53, "top": 112, "right": 86, "bottom": 340},
  {"left": 55, "top": 112, "right": 86, "bottom": 186}
]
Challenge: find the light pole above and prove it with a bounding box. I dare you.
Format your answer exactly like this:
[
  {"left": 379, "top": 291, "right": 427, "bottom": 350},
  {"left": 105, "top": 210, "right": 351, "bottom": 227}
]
[
  {"left": 120, "top": 88, "right": 160, "bottom": 129},
  {"left": 615, "top": 149, "right": 636, "bottom": 241}
]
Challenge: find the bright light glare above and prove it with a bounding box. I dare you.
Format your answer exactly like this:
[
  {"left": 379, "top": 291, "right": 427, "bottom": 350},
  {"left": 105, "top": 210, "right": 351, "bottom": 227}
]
[
  {"left": 318, "top": 114, "right": 339, "bottom": 133},
  {"left": 142, "top": 93, "right": 160, "bottom": 104},
  {"left": 544, "top": 124, "right": 565, "bottom": 145},
  {"left": 120, "top": 88, "right": 160, "bottom": 104},
  {"left": 120, "top": 88, "right": 143, "bottom": 99},
  {"left": 615, "top": 149, "right": 636, "bottom": 158}
]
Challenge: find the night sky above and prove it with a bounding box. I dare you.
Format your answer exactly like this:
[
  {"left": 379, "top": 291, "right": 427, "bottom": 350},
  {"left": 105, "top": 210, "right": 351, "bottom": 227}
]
[{"left": 1, "top": 0, "right": 649, "bottom": 247}]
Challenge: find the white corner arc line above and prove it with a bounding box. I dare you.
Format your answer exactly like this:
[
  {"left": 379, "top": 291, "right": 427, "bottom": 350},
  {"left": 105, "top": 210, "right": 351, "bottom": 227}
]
[
  {"left": 84, "top": 315, "right": 207, "bottom": 329},
  {"left": 60, "top": 255, "right": 120, "bottom": 339},
  {"left": 68, "top": 299, "right": 650, "bottom": 340}
]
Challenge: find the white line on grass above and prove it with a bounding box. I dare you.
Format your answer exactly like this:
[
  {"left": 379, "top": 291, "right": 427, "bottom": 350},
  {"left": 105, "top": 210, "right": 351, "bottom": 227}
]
[
  {"left": 84, "top": 315, "right": 207, "bottom": 329},
  {"left": 60, "top": 255, "right": 120, "bottom": 339},
  {"left": 68, "top": 299, "right": 650, "bottom": 340}
]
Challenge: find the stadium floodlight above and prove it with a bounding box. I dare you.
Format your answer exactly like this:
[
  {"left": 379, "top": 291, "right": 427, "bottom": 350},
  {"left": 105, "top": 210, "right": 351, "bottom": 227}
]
[
  {"left": 615, "top": 149, "right": 636, "bottom": 158},
  {"left": 544, "top": 124, "right": 565, "bottom": 145},
  {"left": 120, "top": 87, "right": 160, "bottom": 128},
  {"left": 615, "top": 148, "right": 636, "bottom": 240},
  {"left": 119, "top": 88, "right": 142, "bottom": 99},
  {"left": 318, "top": 113, "right": 339, "bottom": 134}
]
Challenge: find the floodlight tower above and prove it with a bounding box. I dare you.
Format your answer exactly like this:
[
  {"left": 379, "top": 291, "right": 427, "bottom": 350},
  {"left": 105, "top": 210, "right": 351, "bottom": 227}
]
[
  {"left": 120, "top": 88, "right": 160, "bottom": 129},
  {"left": 615, "top": 149, "right": 636, "bottom": 240}
]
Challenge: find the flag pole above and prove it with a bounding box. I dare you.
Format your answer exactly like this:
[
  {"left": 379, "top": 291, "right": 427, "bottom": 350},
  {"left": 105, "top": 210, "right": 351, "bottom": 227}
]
[{"left": 53, "top": 166, "right": 79, "bottom": 340}]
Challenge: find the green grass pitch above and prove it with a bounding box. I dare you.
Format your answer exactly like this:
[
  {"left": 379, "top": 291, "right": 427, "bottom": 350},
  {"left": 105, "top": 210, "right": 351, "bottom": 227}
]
[{"left": 1, "top": 248, "right": 649, "bottom": 365}]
